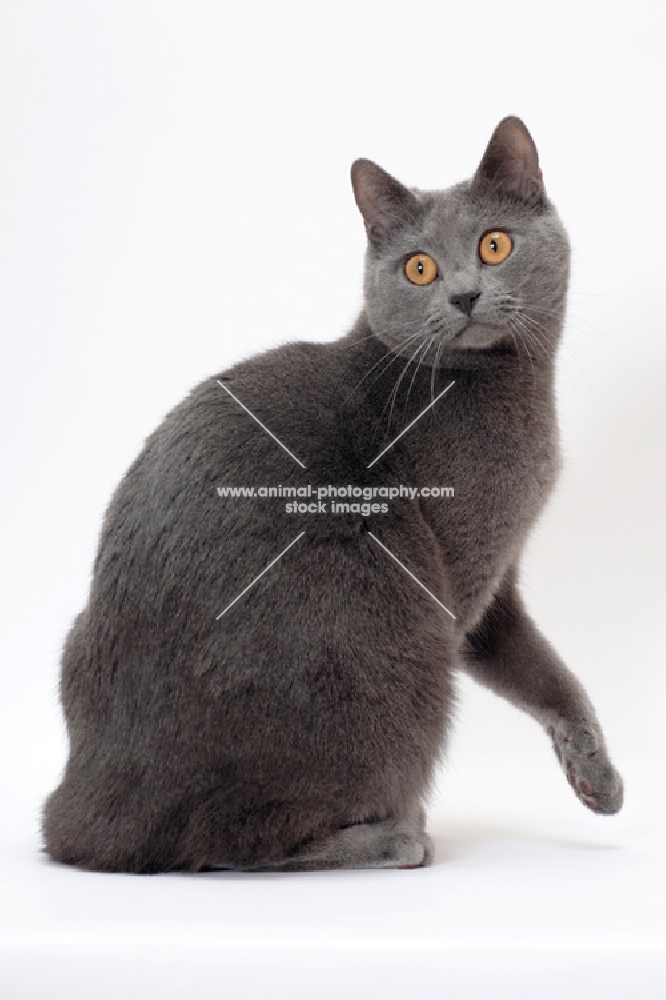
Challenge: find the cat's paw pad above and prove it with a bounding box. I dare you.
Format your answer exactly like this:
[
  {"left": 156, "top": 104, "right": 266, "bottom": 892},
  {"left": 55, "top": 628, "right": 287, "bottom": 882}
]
[{"left": 548, "top": 720, "right": 624, "bottom": 815}]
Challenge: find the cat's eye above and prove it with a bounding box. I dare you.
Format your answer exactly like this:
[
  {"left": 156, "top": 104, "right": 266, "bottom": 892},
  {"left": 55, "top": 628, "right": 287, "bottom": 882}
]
[
  {"left": 479, "top": 230, "right": 513, "bottom": 265},
  {"left": 404, "top": 253, "right": 438, "bottom": 286}
]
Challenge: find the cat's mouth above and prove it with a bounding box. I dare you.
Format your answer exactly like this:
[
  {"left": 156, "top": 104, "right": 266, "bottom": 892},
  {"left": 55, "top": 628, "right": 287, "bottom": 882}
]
[
  {"left": 450, "top": 319, "right": 506, "bottom": 351},
  {"left": 453, "top": 320, "right": 472, "bottom": 339}
]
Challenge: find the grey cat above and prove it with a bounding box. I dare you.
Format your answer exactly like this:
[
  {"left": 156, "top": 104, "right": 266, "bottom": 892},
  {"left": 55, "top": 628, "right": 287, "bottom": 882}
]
[{"left": 43, "top": 117, "right": 623, "bottom": 873}]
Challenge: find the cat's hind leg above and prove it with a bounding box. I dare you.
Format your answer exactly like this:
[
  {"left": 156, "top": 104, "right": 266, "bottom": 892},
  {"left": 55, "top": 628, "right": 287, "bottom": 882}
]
[{"left": 210, "top": 817, "right": 434, "bottom": 872}]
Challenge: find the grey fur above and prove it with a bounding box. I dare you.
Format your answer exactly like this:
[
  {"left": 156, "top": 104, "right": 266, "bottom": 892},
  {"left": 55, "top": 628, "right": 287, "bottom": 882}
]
[{"left": 42, "top": 117, "right": 623, "bottom": 874}]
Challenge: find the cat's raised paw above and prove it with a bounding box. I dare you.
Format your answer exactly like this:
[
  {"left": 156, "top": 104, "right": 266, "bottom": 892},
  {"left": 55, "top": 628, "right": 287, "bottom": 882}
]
[{"left": 548, "top": 720, "right": 624, "bottom": 815}]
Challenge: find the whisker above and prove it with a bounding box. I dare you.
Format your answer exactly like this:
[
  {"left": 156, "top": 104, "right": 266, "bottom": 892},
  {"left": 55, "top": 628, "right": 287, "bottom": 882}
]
[
  {"left": 518, "top": 312, "right": 594, "bottom": 392},
  {"left": 404, "top": 336, "right": 434, "bottom": 419},
  {"left": 382, "top": 336, "right": 429, "bottom": 431},
  {"left": 430, "top": 337, "right": 445, "bottom": 404},
  {"left": 509, "top": 317, "right": 537, "bottom": 399},
  {"left": 332, "top": 329, "right": 385, "bottom": 351},
  {"left": 341, "top": 327, "right": 425, "bottom": 405},
  {"left": 513, "top": 313, "right": 553, "bottom": 361}
]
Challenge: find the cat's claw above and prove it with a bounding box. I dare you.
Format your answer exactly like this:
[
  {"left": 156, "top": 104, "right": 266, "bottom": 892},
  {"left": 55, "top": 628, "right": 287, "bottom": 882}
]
[{"left": 548, "top": 720, "right": 624, "bottom": 815}]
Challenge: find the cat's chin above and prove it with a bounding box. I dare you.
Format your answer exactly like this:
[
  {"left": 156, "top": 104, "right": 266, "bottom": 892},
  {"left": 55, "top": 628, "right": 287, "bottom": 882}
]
[{"left": 447, "top": 321, "right": 511, "bottom": 352}]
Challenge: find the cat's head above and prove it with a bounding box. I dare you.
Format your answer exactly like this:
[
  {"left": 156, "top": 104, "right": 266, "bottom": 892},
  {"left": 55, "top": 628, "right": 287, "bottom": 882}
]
[{"left": 351, "top": 117, "right": 570, "bottom": 358}]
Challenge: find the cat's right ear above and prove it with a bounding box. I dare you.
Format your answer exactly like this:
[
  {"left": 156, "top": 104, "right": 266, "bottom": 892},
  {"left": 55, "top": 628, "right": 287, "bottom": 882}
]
[
  {"left": 471, "top": 116, "right": 544, "bottom": 204},
  {"left": 351, "top": 159, "right": 420, "bottom": 244}
]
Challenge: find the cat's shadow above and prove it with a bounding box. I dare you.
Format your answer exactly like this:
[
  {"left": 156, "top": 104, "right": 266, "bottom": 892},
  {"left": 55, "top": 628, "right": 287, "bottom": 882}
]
[{"left": 428, "top": 818, "right": 620, "bottom": 864}]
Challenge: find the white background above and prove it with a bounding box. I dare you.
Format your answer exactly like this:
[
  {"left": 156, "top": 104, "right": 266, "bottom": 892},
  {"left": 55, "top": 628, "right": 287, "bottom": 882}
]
[{"left": 1, "top": 1, "right": 665, "bottom": 997}]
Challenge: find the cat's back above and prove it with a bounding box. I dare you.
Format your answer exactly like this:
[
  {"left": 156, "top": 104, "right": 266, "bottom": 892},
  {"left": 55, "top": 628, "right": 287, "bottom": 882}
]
[{"left": 85, "top": 334, "right": 424, "bottom": 685}]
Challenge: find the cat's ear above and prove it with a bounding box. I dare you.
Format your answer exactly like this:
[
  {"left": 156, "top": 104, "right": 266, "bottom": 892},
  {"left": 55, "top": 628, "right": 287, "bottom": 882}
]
[
  {"left": 351, "top": 159, "right": 420, "bottom": 243},
  {"left": 472, "top": 116, "right": 544, "bottom": 204}
]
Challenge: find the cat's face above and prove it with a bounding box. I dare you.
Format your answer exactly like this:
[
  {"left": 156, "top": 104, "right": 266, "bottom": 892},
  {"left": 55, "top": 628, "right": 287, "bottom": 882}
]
[{"left": 352, "top": 117, "right": 570, "bottom": 360}]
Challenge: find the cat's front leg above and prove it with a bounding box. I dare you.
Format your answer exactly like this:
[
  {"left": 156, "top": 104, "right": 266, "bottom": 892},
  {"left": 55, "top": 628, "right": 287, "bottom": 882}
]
[{"left": 458, "top": 568, "right": 623, "bottom": 815}]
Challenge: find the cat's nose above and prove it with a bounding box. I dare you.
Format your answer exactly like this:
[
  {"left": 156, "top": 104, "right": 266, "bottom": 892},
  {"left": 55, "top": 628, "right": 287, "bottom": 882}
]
[{"left": 449, "top": 291, "right": 480, "bottom": 316}]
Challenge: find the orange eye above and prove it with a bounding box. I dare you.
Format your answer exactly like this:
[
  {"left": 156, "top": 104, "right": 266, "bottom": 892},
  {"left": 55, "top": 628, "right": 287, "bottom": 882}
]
[
  {"left": 479, "top": 230, "right": 513, "bottom": 265},
  {"left": 405, "top": 253, "right": 438, "bottom": 285}
]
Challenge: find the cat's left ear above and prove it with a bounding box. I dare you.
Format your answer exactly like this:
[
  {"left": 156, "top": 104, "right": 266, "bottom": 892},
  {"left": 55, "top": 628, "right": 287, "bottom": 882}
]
[
  {"left": 472, "top": 116, "right": 544, "bottom": 204},
  {"left": 351, "top": 159, "right": 420, "bottom": 244}
]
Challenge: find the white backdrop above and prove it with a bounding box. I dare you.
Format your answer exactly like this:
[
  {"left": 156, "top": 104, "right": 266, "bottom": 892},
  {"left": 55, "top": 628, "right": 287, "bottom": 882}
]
[{"left": 1, "top": 2, "right": 665, "bottom": 997}]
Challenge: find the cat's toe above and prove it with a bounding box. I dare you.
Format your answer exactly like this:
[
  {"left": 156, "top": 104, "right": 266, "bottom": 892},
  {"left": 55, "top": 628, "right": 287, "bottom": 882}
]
[
  {"left": 420, "top": 832, "right": 436, "bottom": 867},
  {"left": 377, "top": 822, "right": 429, "bottom": 869},
  {"left": 385, "top": 834, "right": 425, "bottom": 869},
  {"left": 550, "top": 720, "right": 624, "bottom": 815},
  {"left": 394, "top": 832, "right": 435, "bottom": 869},
  {"left": 583, "top": 762, "right": 624, "bottom": 815}
]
